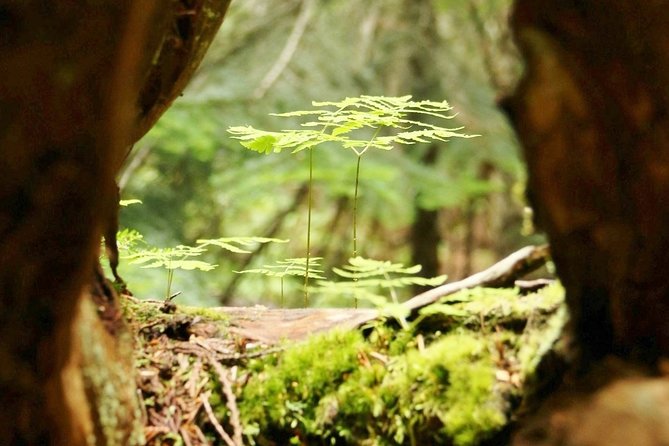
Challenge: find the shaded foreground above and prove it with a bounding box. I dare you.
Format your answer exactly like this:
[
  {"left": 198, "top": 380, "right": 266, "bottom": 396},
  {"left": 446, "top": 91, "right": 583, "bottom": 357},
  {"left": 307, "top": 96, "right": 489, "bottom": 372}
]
[{"left": 126, "top": 281, "right": 566, "bottom": 445}]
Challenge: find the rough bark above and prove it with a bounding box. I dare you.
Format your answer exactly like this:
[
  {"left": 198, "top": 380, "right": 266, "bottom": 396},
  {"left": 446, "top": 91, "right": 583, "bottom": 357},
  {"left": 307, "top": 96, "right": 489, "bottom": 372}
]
[
  {"left": 504, "top": 0, "right": 669, "bottom": 365},
  {"left": 0, "top": 3, "right": 159, "bottom": 444},
  {"left": 0, "top": 1, "right": 230, "bottom": 444},
  {"left": 131, "top": 0, "right": 232, "bottom": 151}
]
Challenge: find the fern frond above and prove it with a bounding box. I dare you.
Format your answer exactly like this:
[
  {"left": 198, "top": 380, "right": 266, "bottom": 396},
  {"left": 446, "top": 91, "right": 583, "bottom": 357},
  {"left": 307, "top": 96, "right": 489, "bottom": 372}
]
[
  {"left": 197, "top": 237, "right": 288, "bottom": 254},
  {"left": 236, "top": 257, "right": 325, "bottom": 280},
  {"left": 228, "top": 95, "right": 475, "bottom": 156},
  {"left": 314, "top": 256, "right": 447, "bottom": 309},
  {"left": 119, "top": 199, "right": 142, "bottom": 207}
]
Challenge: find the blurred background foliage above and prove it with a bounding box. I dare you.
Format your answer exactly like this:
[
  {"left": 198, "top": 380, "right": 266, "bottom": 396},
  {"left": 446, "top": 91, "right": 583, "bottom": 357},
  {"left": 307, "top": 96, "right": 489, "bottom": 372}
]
[{"left": 117, "top": 0, "right": 544, "bottom": 307}]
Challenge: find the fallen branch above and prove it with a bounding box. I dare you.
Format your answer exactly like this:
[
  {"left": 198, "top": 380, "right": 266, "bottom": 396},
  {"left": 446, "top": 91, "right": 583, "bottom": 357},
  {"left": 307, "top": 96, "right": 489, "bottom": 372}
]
[
  {"left": 131, "top": 245, "right": 551, "bottom": 347},
  {"left": 403, "top": 244, "right": 550, "bottom": 315},
  {"left": 207, "top": 356, "right": 243, "bottom": 446},
  {"left": 202, "top": 391, "right": 237, "bottom": 446}
]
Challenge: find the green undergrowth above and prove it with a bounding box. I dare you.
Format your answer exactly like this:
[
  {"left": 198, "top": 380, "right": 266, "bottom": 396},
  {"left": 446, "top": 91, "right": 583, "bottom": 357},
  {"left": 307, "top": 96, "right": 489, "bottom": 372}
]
[
  {"left": 230, "top": 283, "right": 566, "bottom": 446},
  {"left": 123, "top": 297, "right": 230, "bottom": 324},
  {"left": 124, "top": 283, "right": 565, "bottom": 445},
  {"left": 121, "top": 298, "right": 232, "bottom": 341}
]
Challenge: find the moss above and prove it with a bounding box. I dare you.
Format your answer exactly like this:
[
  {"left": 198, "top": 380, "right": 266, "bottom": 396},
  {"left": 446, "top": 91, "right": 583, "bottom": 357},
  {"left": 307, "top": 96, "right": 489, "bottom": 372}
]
[
  {"left": 128, "top": 283, "right": 566, "bottom": 445},
  {"left": 122, "top": 298, "right": 230, "bottom": 325},
  {"left": 79, "top": 298, "right": 145, "bottom": 446},
  {"left": 121, "top": 297, "right": 163, "bottom": 324},
  {"left": 331, "top": 332, "right": 507, "bottom": 446},
  {"left": 236, "top": 329, "right": 510, "bottom": 445},
  {"left": 230, "top": 284, "right": 566, "bottom": 445},
  {"left": 178, "top": 304, "right": 231, "bottom": 323},
  {"left": 239, "top": 329, "right": 368, "bottom": 440}
]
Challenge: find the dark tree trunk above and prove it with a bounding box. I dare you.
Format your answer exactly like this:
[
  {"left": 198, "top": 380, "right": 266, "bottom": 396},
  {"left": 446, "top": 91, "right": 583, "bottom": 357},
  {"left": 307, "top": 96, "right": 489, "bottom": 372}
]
[
  {"left": 0, "top": 4, "right": 160, "bottom": 444},
  {"left": 505, "top": 0, "right": 669, "bottom": 366},
  {"left": 401, "top": 0, "right": 444, "bottom": 290},
  {"left": 410, "top": 146, "right": 441, "bottom": 286},
  {"left": 504, "top": 3, "right": 669, "bottom": 443},
  {"left": 0, "top": 1, "right": 230, "bottom": 444}
]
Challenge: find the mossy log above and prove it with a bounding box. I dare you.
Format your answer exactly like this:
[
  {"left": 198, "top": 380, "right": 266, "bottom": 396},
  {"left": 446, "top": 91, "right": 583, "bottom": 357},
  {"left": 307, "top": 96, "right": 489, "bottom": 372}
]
[{"left": 124, "top": 257, "right": 566, "bottom": 445}]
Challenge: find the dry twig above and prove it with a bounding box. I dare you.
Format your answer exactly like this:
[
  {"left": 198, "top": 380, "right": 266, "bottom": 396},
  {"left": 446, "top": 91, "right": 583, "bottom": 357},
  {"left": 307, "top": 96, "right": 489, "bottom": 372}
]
[
  {"left": 202, "top": 391, "right": 237, "bottom": 446},
  {"left": 207, "top": 355, "right": 244, "bottom": 446}
]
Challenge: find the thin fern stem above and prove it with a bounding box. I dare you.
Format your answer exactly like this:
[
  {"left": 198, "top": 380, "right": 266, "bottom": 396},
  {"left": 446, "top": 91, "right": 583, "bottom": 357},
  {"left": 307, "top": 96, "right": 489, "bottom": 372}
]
[
  {"left": 303, "top": 148, "right": 314, "bottom": 306},
  {"left": 352, "top": 127, "right": 381, "bottom": 258},
  {"left": 353, "top": 154, "right": 362, "bottom": 259},
  {"left": 352, "top": 155, "right": 362, "bottom": 309},
  {"left": 166, "top": 268, "right": 174, "bottom": 300},
  {"left": 384, "top": 271, "right": 399, "bottom": 304}
]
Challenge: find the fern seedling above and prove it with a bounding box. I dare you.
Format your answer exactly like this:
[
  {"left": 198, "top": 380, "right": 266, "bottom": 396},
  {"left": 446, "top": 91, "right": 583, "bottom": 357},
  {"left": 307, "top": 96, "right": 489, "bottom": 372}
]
[
  {"left": 119, "top": 199, "right": 143, "bottom": 207},
  {"left": 314, "top": 257, "right": 446, "bottom": 321},
  {"left": 228, "top": 95, "right": 476, "bottom": 300},
  {"left": 122, "top": 236, "right": 286, "bottom": 300},
  {"left": 235, "top": 257, "right": 325, "bottom": 307},
  {"left": 123, "top": 244, "right": 216, "bottom": 300}
]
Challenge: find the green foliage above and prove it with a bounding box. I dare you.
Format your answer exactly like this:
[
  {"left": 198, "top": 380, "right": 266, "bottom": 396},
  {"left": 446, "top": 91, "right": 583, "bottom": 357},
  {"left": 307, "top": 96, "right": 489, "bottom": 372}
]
[
  {"left": 239, "top": 329, "right": 367, "bottom": 441},
  {"left": 229, "top": 95, "right": 476, "bottom": 302},
  {"left": 115, "top": 228, "right": 145, "bottom": 254},
  {"left": 121, "top": 234, "right": 286, "bottom": 299},
  {"left": 124, "top": 244, "right": 216, "bottom": 272},
  {"left": 196, "top": 237, "right": 289, "bottom": 254},
  {"left": 119, "top": 199, "right": 142, "bottom": 207},
  {"left": 228, "top": 95, "right": 475, "bottom": 156},
  {"left": 236, "top": 257, "right": 326, "bottom": 306},
  {"left": 314, "top": 257, "right": 446, "bottom": 316},
  {"left": 336, "top": 333, "right": 506, "bottom": 446},
  {"left": 234, "top": 284, "right": 566, "bottom": 444},
  {"left": 124, "top": 0, "right": 536, "bottom": 306}
]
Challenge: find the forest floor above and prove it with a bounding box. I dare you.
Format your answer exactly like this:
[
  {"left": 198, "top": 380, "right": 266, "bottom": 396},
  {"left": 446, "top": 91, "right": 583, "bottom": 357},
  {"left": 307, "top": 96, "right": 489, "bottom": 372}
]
[{"left": 124, "top": 246, "right": 568, "bottom": 446}]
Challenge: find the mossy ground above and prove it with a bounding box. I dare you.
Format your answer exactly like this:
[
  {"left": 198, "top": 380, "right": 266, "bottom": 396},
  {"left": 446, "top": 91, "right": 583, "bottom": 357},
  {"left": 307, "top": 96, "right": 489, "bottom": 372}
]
[{"left": 126, "top": 283, "right": 566, "bottom": 445}]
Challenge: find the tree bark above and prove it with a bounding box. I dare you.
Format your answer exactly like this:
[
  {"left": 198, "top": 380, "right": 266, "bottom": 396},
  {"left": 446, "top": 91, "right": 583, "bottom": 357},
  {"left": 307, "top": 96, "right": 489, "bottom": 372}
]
[
  {"left": 0, "top": 4, "right": 159, "bottom": 444},
  {"left": 0, "top": 1, "right": 230, "bottom": 444},
  {"left": 504, "top": 1, "right": 669, "bottom": 364},
  {"left": 131, "top": 0, "right": 232, "bottom": 150}
]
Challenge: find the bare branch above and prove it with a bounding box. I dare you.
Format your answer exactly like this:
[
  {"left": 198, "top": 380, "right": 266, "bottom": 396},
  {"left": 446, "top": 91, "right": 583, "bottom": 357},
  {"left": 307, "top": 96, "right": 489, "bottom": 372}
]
[
  {"left": 207, "top": 357, "right": 243, "bottom": 446},
  {"left": 252, "top": 0, "right": 315, "bottom": 100},
  {"left": 202, "top": 391, "right": 237, "bottom": 446}
]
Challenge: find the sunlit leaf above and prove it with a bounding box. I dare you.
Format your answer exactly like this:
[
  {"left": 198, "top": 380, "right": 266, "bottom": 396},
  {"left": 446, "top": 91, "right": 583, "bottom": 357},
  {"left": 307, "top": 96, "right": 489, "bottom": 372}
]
[{"left": 119, "top": 199, "right": 142, "bottom": 207}]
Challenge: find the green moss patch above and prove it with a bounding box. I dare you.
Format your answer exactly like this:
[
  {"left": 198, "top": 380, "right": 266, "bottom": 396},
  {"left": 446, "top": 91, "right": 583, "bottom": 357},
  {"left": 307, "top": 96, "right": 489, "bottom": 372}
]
[
  {"left": 235, "top": 284, "right": 566, "bottom": 445},
  {"left": 127, "top": 283, "right": 567, "bottom": 445}
]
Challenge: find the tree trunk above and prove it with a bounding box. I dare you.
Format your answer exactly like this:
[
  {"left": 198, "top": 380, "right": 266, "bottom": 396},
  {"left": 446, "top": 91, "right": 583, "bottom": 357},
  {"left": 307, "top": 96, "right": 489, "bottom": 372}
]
[
  {"left": 504, "top": 0, "right": 669, "bottom": 366},
  {"left": 410, "top": 146, "right": 441, "bottom": 284},
  {"left": 0, "top": 4, "right": 159, "bottom": 444},
  {"left": 0, "top": 1, "right": 230, "bottom": 444},
  {"left": 504, "top": 3, "right": 669, "bottom": 443},
  {"left": 400, "top": 0, "right": 444, "bottom": 290}
]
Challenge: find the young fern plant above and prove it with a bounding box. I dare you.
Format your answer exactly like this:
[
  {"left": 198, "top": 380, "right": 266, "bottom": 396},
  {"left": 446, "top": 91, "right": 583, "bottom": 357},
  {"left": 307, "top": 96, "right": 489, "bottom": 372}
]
[
  {"left": 313, "top": 256, "right": 447, "bottom": 320},
  {"left": 120, "top": 234, "right": 286, "bottom": 300},
  {"left": 228, "top": 95, "right": 476, "bottom": 302},
  {"left": 235, "top": 257, "right": 325, "bottom": 307},
  {"left": 123, "top": 243, "right": 216, "bottom": 301}
]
